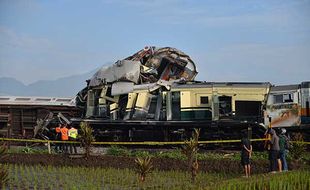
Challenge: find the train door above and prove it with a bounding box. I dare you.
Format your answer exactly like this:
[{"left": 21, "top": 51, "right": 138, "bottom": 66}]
[
  {"left": 171, "top": 92, "right": 181, "bottom": 120},
  {"left": 86, "top": 90, "right": 95, "bottom": 117},
  {"left": 165, "top": 91, "right": 181, "bottom": 121},
  {"left": 218, "top": 96, "right": 232, "bottom": 117},
  {"left": 235, "top": 101, "right": 262, "bottom": 121}
]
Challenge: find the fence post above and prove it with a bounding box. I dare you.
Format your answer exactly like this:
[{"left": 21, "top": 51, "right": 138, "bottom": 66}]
[{"left": 47, "top": 141, "right": 51, "bottom": 154}]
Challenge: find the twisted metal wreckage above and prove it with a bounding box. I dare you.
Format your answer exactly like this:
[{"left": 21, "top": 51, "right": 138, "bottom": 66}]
[
  {"left": 32, "top": 46, "right": 310, "bottom": 143},
  {"left": 76, "top": 46, "right": 198, "bottom": 120}
]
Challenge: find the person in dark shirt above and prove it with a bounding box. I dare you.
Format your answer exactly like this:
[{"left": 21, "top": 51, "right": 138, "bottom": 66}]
[
  {"left": 241, "top": 132, "right": 252, "bottom": 177},
  {"left": 55, "top": 123, "right": 62, "bottom": 152},
  {"left": 269, "top": 129, "right": 282, "bottom": 172},
  {"left": 279, "top": 128, "right": 289, "bottom": 171}
]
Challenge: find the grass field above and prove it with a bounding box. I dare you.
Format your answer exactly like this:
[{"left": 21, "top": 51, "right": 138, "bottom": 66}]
[{"left": 3, "top": 164, "right": 310, "bottom": 190}]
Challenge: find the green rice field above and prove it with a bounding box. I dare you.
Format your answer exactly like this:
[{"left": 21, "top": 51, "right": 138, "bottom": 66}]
[{"left": 2, "top": 164, "right": 310, "bottom": 190}]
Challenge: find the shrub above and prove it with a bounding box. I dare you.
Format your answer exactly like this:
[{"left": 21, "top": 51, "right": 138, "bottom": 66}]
[
  {"left": 0, "top": 143, "right": 8, "bottom": 187},
  {"left": 289, "top": 133, "right": 306, "bottom": 160},
  {"left": 106, "top": 145, "right": 130, "bottom": 156},
  {"left": 134, "top": 156, "right": 153, "bottom": 183},
  {"left": 181, "top": 128, "right": 200, "bottom": 182},
  {"left": 155, "top": 149, "right": 186, "bottom": 160},
  {"left": 79, "top": 122, "right": 95, "bottom": 158},
  {"left": 131, "top": 150, "right": 151, "bottom": 158}
]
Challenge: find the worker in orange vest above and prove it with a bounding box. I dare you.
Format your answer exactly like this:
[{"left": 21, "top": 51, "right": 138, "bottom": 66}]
[{"left": 60, "top": 124, "right": 69, "bottom": 153}]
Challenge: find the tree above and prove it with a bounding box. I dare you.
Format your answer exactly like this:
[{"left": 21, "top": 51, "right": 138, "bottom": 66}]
[{"left": 79, "top": 122, "right": 94, "bottom": 158}]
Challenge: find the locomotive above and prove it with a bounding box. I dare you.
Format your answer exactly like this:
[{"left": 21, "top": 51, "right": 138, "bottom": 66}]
[
  {"left": 264, "top": 81, "right": 310, "bottom": 140},
  {"left": 72, "top": 46, "right": 310, "bottom": 142}
]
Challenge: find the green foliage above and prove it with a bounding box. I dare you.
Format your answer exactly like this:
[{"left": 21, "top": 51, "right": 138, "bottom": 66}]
[
  {"left": 3, "top": 163, "right": 309, "bottom": 189},
  {"left": 0, "top": 144, "right": 8, "bottom": 187},
  {"left": 106, "top": 145, "right": 130, "bottom": 156},
  {"left": 207, "top": 151, "right": 269, "bottom": 161},
  {"left": 156, "top": 149, "right": 187, "bottom": 160},
  {"left": 214, "top": 170, "right": 310, "bottom": 190},
  {"left": 131, "top": 150, "right": 152, "bottom": 158},
  {"left": 79, "top": 122, "right": 95, "bottom": 158},
  {"left": 7, "top": 146, "right": 50, "bottom": 154},
  {"left": 22, "top": 146, "right": 34, "bottom": 154},
  {"left": 0, "top": 144, "right": 7, "bottom": 160},
  {"left": 134, "top": 156, "right": 153, "bottom": 182},
  {"left": 289, "top": 133, "right": 306, "bottom": 160}
]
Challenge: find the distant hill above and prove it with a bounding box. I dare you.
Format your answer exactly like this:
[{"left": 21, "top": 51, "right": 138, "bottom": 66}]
[
  {"left": 0, "top": 77, "right": 28, "bottom": 96},
  {"left": 0, "top": 70, "right": 96, "bottom": 97}
]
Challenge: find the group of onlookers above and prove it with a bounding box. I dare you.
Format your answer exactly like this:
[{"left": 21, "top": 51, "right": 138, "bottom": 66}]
[
  {"left": 267, "top": 128, "right": 290, "bottom": 172},
  {"left": 55, "top": 123, "right": 78, "bottom": 154},
  {"left": 241, "top": 127, "right": 290, "bottom": 177}
]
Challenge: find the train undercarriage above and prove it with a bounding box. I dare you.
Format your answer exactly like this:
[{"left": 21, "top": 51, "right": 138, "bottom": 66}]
[{"left": 69, "top": 118, "right": 269, "bottom": 149}]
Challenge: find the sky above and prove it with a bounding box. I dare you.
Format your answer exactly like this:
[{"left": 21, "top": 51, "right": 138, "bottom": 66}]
[{"left": 0, "top": 0, "right": 309, "bottom": 85}]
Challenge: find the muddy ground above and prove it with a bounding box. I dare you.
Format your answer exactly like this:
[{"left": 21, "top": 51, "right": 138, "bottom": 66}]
[{"left": 0, "top": 153, "right": 278, "bottom": 174}]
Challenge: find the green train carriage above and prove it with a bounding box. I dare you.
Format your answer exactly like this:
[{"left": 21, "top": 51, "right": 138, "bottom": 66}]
[{"left": 74, "top": 81, "right": 271, "bottom": 142}]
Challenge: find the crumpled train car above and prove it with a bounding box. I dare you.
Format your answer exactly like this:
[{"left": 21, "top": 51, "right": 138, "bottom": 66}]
[{"left": 74, "top": 47, "right": 271, "bottom": 141}]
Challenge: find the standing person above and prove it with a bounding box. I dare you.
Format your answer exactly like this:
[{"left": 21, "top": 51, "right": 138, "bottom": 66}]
[
  {"left": 269, "top": 129, "right": 282, "bottom": 173},
  {"left": 279, "top": 128, "right": 289, "bottom": 171},
  {"left": 68, "top": 125, "right": 78, "bottom": 154},
  {"left": 60, "top": 124, "right": 69, "bottom": 154},
  {"left": 241, "top": 132, "right": 252, "bottom": 178},
  {"left": 55, "top": 123, "right": 62, "bottom": 152},
  {"left": 264, "top": 128, "right": 272, "bottom": 172}
]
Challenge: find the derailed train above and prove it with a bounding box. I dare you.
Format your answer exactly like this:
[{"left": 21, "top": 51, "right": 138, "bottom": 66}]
[{"left": 73, "top": 47, "right": 310, "bottom": 142}]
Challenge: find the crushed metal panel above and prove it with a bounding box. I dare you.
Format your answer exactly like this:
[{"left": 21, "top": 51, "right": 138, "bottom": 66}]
[
  {"left": 89, "top": 60, "right": 141, "bottom": 87},
  {"left": 111, "top": 82, "right": 134, "bottom": 96},
  {"left": 132, "top": 92, "right": 152, "bottom": 120},
  {"left": 126, "top": 46, "right": 198, "bottom": 82}
]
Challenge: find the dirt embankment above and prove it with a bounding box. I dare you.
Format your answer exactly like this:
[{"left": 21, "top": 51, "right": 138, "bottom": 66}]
[{"left": 0, "top": 153, "right": 277, "bottom": 174}]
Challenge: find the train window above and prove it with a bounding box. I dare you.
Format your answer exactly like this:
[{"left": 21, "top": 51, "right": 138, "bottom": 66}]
[
  {"left": 274, "top": 94, "right": 293, "bottom": 103},
  {"left": 274, "top": 95, "right": 283, "bottom": 103},
  {"left": 283, "top": 94, "right": 293, "bottom": 103},
  {"left": 200, "top": 96, "right": 209, "bottom": 104}
]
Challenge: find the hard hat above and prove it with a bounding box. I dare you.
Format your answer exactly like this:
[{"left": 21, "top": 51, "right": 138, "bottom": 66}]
[{"left": 281, "top": 128, "right": 286, "bottom": 134}]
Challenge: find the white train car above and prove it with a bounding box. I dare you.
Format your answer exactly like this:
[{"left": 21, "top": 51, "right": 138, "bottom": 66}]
[{"left": 264, "top": 81, "right": 310, "bottom": 130}]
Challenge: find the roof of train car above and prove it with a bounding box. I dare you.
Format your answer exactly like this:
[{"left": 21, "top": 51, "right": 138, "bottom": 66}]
[
  {"left": 171, "top": 81, "right": 271, "bottom": 89},
  {"left": 0, "top": 96, "right": 75, "bottom": 107},
  {"left": 270, "top": 84, "right": 299, "bottom": 92}
]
